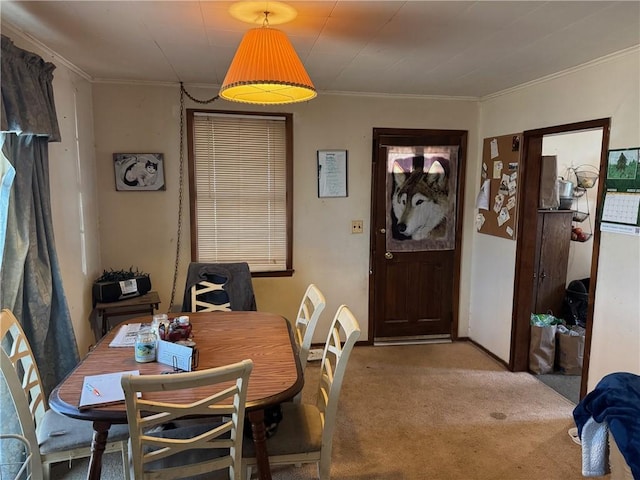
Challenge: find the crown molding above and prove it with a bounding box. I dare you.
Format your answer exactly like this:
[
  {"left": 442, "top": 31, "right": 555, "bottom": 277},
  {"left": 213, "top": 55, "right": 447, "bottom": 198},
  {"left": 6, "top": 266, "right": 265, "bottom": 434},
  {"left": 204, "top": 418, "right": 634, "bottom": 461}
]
[
  {"left": 481, "top": 45, "right": 640, "bottom": 102},
  {"left": 1, "top": 21, "right": 93, "bottom": 82}
]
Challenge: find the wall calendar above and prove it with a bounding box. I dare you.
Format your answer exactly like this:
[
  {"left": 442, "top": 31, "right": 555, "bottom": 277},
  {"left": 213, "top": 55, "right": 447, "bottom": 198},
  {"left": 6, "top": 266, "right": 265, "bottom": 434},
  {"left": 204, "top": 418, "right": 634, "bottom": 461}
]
[{"left": 601, "top": 147, "right": 640, "bottom": 236}]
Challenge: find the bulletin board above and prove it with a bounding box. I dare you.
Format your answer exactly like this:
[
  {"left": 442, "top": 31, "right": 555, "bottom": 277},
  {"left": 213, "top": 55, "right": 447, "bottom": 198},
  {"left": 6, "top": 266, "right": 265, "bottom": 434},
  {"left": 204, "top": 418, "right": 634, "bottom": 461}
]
[{"left": 476, "top": 133, "right": 522, "bottom": 240}]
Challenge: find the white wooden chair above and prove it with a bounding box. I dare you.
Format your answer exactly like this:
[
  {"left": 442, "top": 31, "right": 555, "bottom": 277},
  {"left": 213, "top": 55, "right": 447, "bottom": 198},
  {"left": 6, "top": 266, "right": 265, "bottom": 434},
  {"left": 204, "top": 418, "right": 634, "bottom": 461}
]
[
  {"left": 291, "top": 284, "right": 326, "bottom": 405},
  {"left": 0, "top": 433, "right": 33, "bottom": 479},
  {"left": 0, "top": 309, "right": 130, "bottom": 480},
  {"left": 191, "top": 279, "right": 232, "bottom": 312},
  {"left": 121, "top": 359, "right": 253, "bottom": 480},
  {"left": 242, "top": 305, "right": 361, "bottom": 480},
  {"left": 294, "top": 284, "right": 327, "bottom": 369}
]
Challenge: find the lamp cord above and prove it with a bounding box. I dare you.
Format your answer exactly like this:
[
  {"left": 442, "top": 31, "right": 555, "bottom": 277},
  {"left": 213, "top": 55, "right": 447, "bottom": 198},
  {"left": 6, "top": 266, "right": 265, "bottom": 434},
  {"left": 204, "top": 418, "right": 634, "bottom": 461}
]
[{"left": 168, "top": 83, "right": 219, "bottom": 312}]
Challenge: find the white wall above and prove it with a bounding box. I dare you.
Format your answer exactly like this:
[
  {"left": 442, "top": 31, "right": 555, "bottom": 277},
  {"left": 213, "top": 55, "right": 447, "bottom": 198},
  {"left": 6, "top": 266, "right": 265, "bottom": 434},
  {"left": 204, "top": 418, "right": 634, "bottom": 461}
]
[
  {"left": 91, "top": 86, "right": 479, "bottom": 343},
  {"left": 473, "top": 49, "right": 640, "bottom": 389},
  {"left": 468, "top": 234, "right": 517, "bottom": 359},
  {"left": 4, "top": 27, "right": 102, "bottom": 355},
  {"left": 49, "top": 68, "right": 103, "bottom": 355}
]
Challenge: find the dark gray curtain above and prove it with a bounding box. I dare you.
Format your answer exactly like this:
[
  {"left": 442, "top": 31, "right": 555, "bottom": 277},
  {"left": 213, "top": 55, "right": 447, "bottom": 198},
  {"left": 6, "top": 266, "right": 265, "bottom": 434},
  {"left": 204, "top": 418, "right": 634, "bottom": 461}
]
[
  {"left": 1, "top": 34, "right": 79, "bottom": 396},
  {"left": 1, "top": 35, "right": 60, "bottom": 141}
]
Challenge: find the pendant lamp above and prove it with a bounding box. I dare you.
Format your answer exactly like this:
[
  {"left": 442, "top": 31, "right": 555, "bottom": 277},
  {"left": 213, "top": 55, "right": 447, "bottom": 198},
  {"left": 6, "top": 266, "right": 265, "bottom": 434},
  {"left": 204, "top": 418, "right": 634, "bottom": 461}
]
[{"left": 220, "top": 17, "right": 316, "bottom": 105}]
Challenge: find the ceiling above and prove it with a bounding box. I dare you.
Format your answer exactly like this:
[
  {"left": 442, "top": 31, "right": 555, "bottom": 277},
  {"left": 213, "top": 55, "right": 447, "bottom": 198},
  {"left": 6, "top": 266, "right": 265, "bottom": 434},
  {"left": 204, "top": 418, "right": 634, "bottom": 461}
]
[{"left": 1, "top": 1, "right": 639, "bottom": 98}]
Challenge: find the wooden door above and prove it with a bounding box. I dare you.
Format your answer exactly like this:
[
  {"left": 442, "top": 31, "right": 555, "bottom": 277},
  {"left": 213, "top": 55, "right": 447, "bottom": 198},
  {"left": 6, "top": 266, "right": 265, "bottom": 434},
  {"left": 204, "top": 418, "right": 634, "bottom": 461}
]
[
  {"left": 533, "top": 211, "right": 573, "bottom": 315},
  {"left": 369, "top": 129, "right": 467, "bottom": 341}
]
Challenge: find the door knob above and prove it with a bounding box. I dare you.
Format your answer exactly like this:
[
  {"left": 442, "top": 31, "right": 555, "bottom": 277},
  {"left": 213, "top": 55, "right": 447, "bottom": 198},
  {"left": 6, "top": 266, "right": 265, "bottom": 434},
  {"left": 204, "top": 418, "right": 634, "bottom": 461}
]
[
  {"left": 379, "top": 228, "right": 386, "bottom": 234},
  {"left": 385, "top": 252, "right": 393, "bottom": 260}
]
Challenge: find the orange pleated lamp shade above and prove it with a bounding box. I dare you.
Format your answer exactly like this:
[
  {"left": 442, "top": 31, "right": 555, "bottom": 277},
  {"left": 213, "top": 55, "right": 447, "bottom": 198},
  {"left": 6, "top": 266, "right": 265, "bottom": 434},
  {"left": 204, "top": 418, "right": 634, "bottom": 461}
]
[{"left": 220, "top": 27, "right": 316, "bottom": 105}]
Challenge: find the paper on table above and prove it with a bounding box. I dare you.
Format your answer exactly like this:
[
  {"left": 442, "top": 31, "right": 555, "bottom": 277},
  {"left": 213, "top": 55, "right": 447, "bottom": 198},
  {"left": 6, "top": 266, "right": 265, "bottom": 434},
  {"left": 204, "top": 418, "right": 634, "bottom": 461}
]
[
  {"left": 109, "top": 323, "right": 144, "bottom": 347},
  {"left": 157, "top": 340, "right": 194, "bottom": 372},
  {"left": 79, "top": 370, "right": 140, "bottom": 410}
]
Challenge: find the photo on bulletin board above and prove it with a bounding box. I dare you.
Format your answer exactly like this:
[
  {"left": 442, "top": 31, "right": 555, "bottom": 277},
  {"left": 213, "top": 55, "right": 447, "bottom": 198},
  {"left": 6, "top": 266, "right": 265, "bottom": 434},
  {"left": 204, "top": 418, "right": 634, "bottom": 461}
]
[
  {"left": 476, "top": 133, "right": 522, "bottom": 240},
  {"left": 317, "top": 150, "right": 348, "bottom": 198}
]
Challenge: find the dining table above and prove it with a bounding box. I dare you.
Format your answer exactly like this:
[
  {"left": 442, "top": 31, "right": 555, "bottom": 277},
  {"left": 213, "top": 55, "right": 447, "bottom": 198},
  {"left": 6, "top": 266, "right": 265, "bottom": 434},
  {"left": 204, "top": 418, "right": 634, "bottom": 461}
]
[{"left": 49, "top": 311, "right": 304, "bottom": 480}]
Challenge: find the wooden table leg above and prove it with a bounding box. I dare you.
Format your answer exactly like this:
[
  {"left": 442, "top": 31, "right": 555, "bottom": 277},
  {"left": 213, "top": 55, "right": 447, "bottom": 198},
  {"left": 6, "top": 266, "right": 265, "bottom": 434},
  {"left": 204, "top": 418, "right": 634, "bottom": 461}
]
[
  {"left": 247, "top": 409, "right": 272, "bottom": 480},
  {"left": 87, "top": 421, "right": 110, "bottom": 480},
  {"left": 99, "top": 310, "right": 108, "bottom": 337}
]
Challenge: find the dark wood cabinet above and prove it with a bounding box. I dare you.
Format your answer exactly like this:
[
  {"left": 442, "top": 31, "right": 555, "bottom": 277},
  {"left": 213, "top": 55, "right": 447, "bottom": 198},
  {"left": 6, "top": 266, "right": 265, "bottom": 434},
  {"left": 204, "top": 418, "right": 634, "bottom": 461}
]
[{"left": 533, "top": 210, "right": 573, "bottom": 315}]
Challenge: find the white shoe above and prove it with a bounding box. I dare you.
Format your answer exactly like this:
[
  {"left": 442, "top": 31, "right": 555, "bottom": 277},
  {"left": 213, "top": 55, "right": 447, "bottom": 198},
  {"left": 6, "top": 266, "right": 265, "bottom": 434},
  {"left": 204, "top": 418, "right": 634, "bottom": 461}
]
[{"left": 568, "top": 427, "right": 581, "bottom": 445}]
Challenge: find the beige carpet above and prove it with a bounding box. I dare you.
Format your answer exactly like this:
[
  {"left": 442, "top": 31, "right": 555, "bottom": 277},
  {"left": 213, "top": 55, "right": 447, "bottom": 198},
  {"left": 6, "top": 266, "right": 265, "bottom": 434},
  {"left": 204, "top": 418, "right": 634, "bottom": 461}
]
[{"left": 53, "top": 342, "right": 601, "bottom": 480}]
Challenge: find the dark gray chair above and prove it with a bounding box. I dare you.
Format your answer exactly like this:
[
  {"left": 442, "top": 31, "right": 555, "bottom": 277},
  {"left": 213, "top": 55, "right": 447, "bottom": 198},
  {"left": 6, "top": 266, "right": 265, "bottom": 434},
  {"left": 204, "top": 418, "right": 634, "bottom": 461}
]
[{"left": 182, "top": 262, "right": 257, "bottom": 312}]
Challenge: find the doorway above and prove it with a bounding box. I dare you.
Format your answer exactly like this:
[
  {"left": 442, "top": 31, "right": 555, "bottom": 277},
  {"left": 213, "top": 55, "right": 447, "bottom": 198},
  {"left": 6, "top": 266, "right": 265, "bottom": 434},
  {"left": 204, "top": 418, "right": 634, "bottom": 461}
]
[
  {"left": 368, "top": 128, "right": 467, "bottom": 343},
  {"left": 510, "top": 118, "right": 610, "bottom": 401}
]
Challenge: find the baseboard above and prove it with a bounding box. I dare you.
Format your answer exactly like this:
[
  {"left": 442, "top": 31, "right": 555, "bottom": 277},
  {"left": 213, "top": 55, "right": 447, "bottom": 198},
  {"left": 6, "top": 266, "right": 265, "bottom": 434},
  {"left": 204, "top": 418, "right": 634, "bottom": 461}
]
[
  {"left": 373, "top": 334, "right": 451, "bottom": 346},
  {"left": 466, "top": 338, "right": 510, "bottom": 370}
]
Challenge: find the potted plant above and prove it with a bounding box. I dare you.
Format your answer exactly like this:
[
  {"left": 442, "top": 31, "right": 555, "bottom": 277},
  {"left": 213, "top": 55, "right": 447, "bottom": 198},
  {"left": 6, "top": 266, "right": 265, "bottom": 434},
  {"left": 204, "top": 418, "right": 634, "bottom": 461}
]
[{"left": 92, "top": 267, "right": 151, "bottom": 303}]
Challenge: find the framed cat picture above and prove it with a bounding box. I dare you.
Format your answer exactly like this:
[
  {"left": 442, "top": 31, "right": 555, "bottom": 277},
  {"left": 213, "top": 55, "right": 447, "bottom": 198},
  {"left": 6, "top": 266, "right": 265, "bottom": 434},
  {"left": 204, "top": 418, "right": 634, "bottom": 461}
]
[{"left": 113, "top": 153, "right": 166, "bottom": 191}]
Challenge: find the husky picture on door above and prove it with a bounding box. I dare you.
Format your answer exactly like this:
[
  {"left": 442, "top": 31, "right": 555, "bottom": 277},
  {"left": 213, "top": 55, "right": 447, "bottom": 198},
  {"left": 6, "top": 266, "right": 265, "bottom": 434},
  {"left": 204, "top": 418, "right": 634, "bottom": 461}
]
[{"left": 387, "top": 148, "right": 458, "bottom": 251}]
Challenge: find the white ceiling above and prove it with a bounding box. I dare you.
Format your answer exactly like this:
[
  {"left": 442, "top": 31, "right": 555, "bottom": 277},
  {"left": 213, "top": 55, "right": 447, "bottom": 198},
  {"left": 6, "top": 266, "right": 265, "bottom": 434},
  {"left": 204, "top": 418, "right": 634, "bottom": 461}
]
[{"left": 1, "top": 1, "right": 639, "bottom": 98}]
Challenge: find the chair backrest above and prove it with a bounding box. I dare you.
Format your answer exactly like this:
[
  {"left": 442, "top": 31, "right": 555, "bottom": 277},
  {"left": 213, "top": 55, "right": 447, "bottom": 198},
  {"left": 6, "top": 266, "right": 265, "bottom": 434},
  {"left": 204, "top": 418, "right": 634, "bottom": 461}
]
[
  {"left": 0, "top": 309, "right": 47, "bottom": 425},
  {"left": 294, "top": 284, "right": 326, "bottom": 367},
  {"left": 316, "top": 305, "right": 360, "bottom": 458},
  {"left": 1, "top": 348, "right": 44, "bottom": 479},
  {"left": 121, "top": 359, "right": 253, "bottom": 480},
  {"left": 182, "top": 262, "right": 257, "bottom": 312},
  {"left": 191, "top": 279, "right": 232, "bottom": 312}
]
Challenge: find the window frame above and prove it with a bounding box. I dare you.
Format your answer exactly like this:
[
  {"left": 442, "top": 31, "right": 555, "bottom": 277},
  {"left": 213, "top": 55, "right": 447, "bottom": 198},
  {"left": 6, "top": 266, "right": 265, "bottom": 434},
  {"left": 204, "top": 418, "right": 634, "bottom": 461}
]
[{"left": 186, "top": 109, "right": 294, "bottom": 277}]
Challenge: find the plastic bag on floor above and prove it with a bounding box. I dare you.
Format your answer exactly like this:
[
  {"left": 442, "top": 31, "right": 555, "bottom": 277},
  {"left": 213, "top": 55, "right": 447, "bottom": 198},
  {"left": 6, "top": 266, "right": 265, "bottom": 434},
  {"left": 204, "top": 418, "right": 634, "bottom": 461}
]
[{"left": 531, "top": 313, "right": 564, "bottom": 327}]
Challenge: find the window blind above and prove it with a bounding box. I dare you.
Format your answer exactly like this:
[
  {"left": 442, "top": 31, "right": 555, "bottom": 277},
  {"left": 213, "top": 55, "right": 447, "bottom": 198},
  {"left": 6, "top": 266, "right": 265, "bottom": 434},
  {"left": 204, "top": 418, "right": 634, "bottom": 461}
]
[{"left": 192, "top": 112, "right": 288, "bottom": 272}]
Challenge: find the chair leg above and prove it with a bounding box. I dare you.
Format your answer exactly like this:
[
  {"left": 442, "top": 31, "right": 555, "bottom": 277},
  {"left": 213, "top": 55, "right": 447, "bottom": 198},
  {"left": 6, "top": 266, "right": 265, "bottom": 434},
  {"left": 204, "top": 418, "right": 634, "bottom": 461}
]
[
  {"left": 121, "top": 442, "right": 131, "bottom": 480},
  {"left": 318, "top": 458, "right": 330, "bottom": 480},
  {"left": 42, "top": 462, "right": 51, "bottom": 480}
]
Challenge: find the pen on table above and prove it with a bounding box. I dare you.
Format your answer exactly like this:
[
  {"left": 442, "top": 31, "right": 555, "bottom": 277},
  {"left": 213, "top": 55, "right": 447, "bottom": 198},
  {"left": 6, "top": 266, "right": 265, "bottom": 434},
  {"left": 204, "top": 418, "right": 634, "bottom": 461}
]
[{"left": 85, "top": 383, "right": 101, "bottom": 397}]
